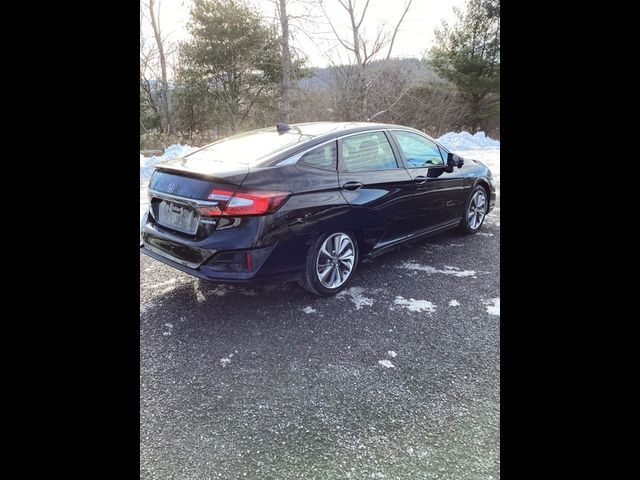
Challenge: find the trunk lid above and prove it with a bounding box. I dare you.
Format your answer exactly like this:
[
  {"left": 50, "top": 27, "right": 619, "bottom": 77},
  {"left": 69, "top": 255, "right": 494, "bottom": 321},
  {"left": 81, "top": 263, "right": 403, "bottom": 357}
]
[
  {"left": 147, "top": 159, "right": 249, "bottom": 238},
  {"left": 156, "top": 155, "right": 250, "bottom": 182}
]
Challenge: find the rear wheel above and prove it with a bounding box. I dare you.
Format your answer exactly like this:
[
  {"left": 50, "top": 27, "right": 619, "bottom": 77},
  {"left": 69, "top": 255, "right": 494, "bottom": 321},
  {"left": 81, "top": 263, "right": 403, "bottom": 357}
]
[
  {"left": 458, "top": 186, "right": 488, "bottom": 234},
  {"left": 299, "top": 232, "right": 358, "bottom": 296}
]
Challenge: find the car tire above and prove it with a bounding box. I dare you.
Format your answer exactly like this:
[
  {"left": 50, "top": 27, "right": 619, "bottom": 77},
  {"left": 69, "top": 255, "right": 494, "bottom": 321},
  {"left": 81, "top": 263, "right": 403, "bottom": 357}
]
[
  {"left": 299, "top": 231, "right": 359, "bottom": 297},
  {"left": 458, "top": 185, "right": 489, "bottom": 235}
]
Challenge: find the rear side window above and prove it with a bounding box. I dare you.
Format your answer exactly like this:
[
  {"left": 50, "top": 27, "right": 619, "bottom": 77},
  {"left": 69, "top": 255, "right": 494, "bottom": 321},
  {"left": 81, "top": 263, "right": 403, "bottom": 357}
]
[
  {"left": 339, "top": 132, "right": 398, "bottom": 172},
  {"left": 391, "top": 131, "right": 444, "bottom": 167},
  {"left": 298, "top": 142, "right": 337, "bottom": 170}
]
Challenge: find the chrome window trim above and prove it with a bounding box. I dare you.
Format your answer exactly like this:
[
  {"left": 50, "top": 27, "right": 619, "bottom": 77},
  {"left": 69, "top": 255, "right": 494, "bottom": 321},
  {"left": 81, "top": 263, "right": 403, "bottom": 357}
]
[{"left": 276, "top": 128, "right": 392, "bottom": 166}]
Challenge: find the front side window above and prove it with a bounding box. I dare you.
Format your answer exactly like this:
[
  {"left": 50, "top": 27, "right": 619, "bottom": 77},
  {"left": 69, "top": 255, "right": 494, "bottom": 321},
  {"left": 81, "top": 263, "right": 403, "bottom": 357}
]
[
  {"left": 339, "top": 132, "right": 398, "bottom": 172},
  {"left": 298, "top": 142, "right": 337, "bottom": 170},
  {"left": 391, "top": 131, "right": 444, "bottom": 167},
  {"left": 438, "top": 146, "right": 449, "bottom": 163}
]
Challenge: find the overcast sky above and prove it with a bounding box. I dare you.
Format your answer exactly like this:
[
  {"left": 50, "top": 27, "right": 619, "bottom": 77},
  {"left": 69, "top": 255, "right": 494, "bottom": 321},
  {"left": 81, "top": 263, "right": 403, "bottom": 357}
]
[{"left": 142, "top": 0, "right": 466, "bottom": 67}]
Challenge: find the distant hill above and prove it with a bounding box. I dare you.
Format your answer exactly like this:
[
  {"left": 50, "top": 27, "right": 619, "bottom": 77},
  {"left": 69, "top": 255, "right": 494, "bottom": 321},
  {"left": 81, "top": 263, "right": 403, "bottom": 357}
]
[{"left": 297, "top": 57, "right": 441, "bottom": 90}]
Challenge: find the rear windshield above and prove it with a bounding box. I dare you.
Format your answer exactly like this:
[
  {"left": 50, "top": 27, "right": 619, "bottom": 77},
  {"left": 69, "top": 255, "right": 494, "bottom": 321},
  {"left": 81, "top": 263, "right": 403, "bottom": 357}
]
[{"left": 185, "top": 128, "right": 314, "bottom": 165}]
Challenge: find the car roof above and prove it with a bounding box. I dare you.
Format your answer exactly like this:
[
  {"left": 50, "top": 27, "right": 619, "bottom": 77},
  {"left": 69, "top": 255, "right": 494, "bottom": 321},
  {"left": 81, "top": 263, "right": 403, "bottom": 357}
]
[
  {"left": 285, "top": 121, "right": 414, "bottom": 137},
  {"left": 251, "top": 122, "right": 445, "bottom": 167}
]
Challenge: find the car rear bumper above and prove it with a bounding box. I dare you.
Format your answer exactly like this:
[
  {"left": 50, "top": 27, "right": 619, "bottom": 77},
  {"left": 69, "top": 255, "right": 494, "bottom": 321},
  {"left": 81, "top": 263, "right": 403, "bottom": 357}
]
[
  {"left": 140, "top": 243, "right": 302, "bottom": 285},
  {"left": 140, "top": 212, "right": 309, "bottom": 284}
]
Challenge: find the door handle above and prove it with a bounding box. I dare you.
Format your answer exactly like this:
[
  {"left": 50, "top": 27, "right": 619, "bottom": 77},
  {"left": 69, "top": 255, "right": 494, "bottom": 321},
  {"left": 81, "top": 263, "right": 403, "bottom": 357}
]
[
  {"left": 342, "top": 181, "right": 364, "bottom": 190},
  {"left": 413, "top": 175, "right": 427, "bottom": 184}
]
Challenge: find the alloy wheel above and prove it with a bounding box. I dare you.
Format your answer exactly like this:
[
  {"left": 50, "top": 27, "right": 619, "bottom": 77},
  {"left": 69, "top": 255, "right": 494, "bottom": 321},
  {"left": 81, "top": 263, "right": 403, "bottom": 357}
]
[
  {"left": 468, "top": 190, "right": 487, "bottom": 230},
  {"left": 315, "top": 233, "right": 355, "bottom": 289}
]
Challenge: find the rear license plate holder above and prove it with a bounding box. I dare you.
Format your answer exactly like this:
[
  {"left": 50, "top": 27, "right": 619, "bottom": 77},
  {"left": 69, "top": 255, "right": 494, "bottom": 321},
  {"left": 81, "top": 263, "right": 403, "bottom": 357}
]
[{"left": 156, "top": 200, "right": 199, "bottom": 234}]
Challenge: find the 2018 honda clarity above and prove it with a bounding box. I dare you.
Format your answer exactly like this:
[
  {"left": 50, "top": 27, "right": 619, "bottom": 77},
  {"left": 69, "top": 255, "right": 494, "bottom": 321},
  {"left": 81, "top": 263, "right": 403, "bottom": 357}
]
[{"left": 140, "top": 122, "right": 496, "bottom": 296}]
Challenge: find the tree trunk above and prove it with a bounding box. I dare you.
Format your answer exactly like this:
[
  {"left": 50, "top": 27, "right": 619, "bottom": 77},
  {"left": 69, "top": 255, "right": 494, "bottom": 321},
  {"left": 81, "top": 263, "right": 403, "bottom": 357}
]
[
  {"left": 346, "top": 1, "right": 367, "bottom": 120},
  {"left": 359, "top": 67, "right": 367, "bottom": 121},
  {"left": 278, "top": 0, "right": 291, "bottom": 123},
  {"left": 469, "top": 94, "right": 482, "bottom": 131},
  {"left": 149, "top": 0, "right": 173, "bottom": 134}
]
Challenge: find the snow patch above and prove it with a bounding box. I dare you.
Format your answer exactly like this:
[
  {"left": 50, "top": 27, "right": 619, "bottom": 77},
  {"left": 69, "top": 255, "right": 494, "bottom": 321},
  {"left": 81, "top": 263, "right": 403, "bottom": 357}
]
[
  {"left": 449, "top": 300, "right": 460, "bottom": 307},
  {"left": 437, "top": 131, "right": 500, "bottom": 151},
  {"left": 484, "top": 297, "right": 500, "bottom": 316},
  {"left": 239, "top": 288, "right": 258, "bottom": 296},
  {"left": 477, "top": 232, "right": 494, "bottom": 237},
  {"left": 378, "top": 359, "right": 395, "bottom": 369},
  {"left": 143, "top": 278, "right": 178, "bottom": 289},
  {"left": 162, "top": 322, "right": 174, "bottom": 336},
  {"left": 399, "top": 263, "right": 476, "bottom": 277},
  {"left": 193, "top": 283, "right": 206, "bottom": 303},
  {"left": 142, "top": 277, "right": 190, "bottom": 295},
  {"left": 455, "top": 147, "right": 501, "bottom": 182},
  {"left": 337, "top": 287, "right": 374, "bottom": 309},
  {"left": 159, "top": 285, "right": 180, "bottom": 295},
  {"left": 220, "top": 353, "right": 234, "bottom": 366},
  {"left": 208, "top": 285, "right": 230, "bottom": 296},
  {"left": 196, "top": 284, "right": 231, "bottom": 298},
  {"left": 387, "top": 350, "right": 397, "bottom": 358},
  {"left": 394, "top": 296, "right": 436, "bottom": 313},
  {"left": 302, "top": 306, "right": 317, "bottom": 314},
  {"left": 140, "top": 144, "right": 197, "bottom": 181},
  {"left": 140, "top": 183, "right": 150, "bottom": 221},
  {"left": 140, "top": 301, "right": 157, "bottom": 315}
]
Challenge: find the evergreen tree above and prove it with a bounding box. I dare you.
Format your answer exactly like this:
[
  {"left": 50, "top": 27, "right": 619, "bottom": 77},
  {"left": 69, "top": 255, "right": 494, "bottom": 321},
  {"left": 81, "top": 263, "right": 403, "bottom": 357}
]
[
  {"left": 177, "top": 0, "right": 283, "bottom": 133},
  {"left": 429, "top": 0, "right": 500, "bottom": 131}
]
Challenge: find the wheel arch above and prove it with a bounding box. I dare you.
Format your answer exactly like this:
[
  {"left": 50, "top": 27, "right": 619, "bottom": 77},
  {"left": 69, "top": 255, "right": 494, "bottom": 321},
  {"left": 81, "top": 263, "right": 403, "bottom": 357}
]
[{"left": 472, "top": 178, "right": 491, "bottom": 197}]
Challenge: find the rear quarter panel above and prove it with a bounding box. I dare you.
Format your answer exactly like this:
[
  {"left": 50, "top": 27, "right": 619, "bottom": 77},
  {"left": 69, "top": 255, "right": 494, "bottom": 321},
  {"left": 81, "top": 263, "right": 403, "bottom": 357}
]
[{"left": 242, "top": 164, "right": 362, "bottom": 277}]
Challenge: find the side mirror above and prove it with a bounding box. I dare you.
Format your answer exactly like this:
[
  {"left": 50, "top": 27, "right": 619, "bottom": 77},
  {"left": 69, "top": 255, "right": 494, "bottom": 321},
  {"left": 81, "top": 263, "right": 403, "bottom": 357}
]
[{"left": 447, "top": 152, "right": 464, "bottom": 169}]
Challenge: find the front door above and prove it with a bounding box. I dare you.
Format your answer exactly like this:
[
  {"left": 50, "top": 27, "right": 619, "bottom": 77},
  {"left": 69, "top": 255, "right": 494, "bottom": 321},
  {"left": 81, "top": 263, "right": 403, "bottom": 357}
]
[
  {"left": 337, "top": 131, "right": 414, "bottom": 253},
  {"left": 389, "top": 130, "right": 467, "bottom": 234}
]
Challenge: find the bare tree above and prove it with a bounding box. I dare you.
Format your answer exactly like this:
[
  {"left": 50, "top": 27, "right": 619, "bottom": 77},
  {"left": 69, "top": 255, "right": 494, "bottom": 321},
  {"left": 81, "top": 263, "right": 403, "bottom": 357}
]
[
  {"left": 319, "top": 0, "right": 413, "bottom": 120},
  {"left": 394, "top": 80, "right": 468, "bottom": 136},
  {"left": 146, "top": 0, "right": 173, "bottom": 134},
  {"left": 276, "top": 0, "right": 292, "bottom": 122},
  {"left": 271, "top": 0, "right": 323, "bottom": 123},
  {"left": 140, "top": 7, "right": 162, "bottom": 132}
]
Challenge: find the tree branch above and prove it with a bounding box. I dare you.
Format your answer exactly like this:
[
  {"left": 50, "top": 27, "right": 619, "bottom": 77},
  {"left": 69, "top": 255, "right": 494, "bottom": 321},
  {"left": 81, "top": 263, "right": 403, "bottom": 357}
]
[
  {"left": 356, "top": 0, "right": 370, "bottom": 30},
  {"left": 367, "top": 83, "right": 412, "bottom": 121},
  {"left": 385, "top": 0, "right": 413, "bottom": 61},
  {"left": 319, "top": 0, "right": 356, "bottom": 53}
]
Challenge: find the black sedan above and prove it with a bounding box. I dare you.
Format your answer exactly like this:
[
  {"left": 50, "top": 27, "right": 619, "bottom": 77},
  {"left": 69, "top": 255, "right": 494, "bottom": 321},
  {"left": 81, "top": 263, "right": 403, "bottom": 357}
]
[{"left": 140, "top": 122, "right": 496, "bottom": 296}]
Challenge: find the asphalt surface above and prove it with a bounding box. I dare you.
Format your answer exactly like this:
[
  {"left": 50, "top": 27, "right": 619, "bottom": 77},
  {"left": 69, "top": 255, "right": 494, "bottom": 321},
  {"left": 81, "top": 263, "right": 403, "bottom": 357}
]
[{"left": 140, "top": 197, "right": 500, "bottom": 480}]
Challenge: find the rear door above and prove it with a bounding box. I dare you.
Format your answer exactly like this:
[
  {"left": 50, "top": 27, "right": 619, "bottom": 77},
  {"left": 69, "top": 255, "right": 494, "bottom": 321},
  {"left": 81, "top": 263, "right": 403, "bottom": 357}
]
[
  {"left": 337, "top": 130, "right": 414, "bottom": 253},
  {"left": 389, "top": 130, "right": 467, "bottom": 233}
]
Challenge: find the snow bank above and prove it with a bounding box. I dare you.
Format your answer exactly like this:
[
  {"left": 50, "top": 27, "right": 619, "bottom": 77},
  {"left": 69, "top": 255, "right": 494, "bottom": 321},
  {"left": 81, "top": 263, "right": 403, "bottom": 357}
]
[
  {"left": 140, "top": 144, "right": 197, "bottom": 181},
  {"left": 454, "top": 147, "right": 500, "bottom": 180},
  {"left": 437, "top": 131, "right": 500, "bottom": 151}
]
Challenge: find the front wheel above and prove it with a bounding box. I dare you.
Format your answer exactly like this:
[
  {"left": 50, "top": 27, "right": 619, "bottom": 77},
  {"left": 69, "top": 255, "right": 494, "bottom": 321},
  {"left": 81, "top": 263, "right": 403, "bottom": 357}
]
[
  {"left": 299, "top": 232, "right": 359, "bottom": 296},
  {"left": 458, "top": 186, "right": 488, "bottom": 234}
]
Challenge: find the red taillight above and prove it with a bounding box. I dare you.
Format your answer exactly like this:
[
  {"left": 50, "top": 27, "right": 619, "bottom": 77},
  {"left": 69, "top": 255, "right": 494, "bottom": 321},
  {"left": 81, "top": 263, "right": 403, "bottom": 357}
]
[
  {"left": 196, "top": 205, "right": 224, "bottom": 216},
  {"left": 198, "top": 188, "right": 290, "bottom": 217}
]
